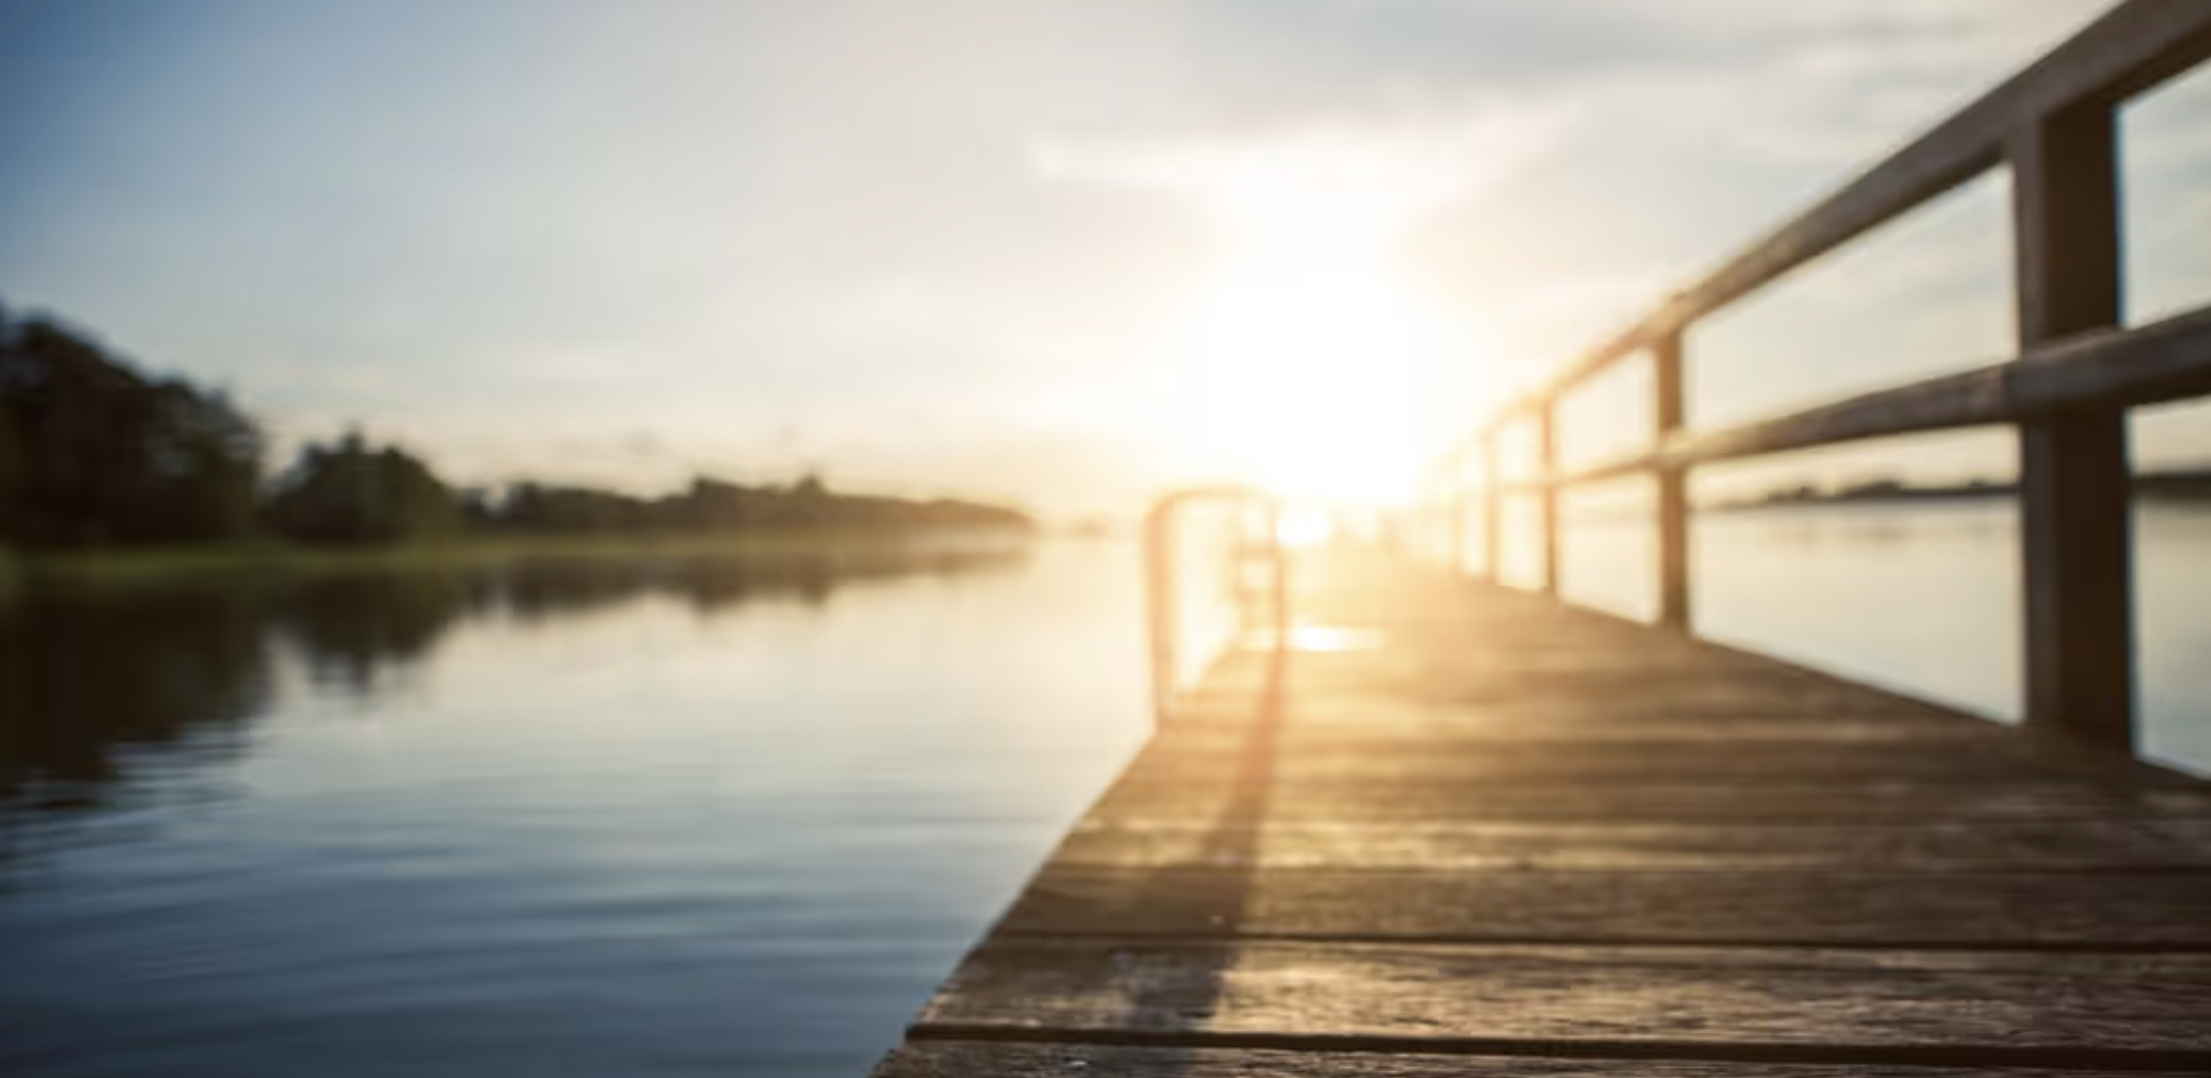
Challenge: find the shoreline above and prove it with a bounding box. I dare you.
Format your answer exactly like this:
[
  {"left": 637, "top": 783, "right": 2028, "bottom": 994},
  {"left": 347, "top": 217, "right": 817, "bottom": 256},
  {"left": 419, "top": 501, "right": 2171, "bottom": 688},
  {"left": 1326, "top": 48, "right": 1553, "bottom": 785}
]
[
  {"left": 0, "top": 529, "right": 1034, "bottom": 598},
  {"left": 1717, "top": 482, "right": 2211, "bottom": 513}
]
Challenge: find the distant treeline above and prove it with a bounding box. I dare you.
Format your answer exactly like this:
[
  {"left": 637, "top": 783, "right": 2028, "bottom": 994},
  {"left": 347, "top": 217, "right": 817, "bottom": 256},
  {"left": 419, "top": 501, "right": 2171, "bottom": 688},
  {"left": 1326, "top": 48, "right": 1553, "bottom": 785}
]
[
  {"left": 1743, "top": 473, "right": 2211, "bottom": 508},
  {"left": 1747, "top": 479, "right": 2012, "bottom": 507},
  {"left": 0, "top": 301, "right": 1032, "bottom": 548}
]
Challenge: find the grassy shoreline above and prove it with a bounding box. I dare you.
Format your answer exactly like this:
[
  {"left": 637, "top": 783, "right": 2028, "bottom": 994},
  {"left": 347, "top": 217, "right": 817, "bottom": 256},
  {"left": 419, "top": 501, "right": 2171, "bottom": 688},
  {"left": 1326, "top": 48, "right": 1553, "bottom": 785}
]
[{"left": 2, "top": 530, "right": 1029, "bottom": 596}]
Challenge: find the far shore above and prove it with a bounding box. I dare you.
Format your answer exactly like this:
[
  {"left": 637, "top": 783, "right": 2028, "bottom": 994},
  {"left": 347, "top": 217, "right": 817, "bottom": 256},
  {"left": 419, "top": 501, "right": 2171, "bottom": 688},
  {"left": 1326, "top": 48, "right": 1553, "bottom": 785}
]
[
  {"left": 1717, "top": 471, "right": 2211, "bottom": 512},
  {"left": 0, "top": 528, "right": 1034, "bottom": 600}
]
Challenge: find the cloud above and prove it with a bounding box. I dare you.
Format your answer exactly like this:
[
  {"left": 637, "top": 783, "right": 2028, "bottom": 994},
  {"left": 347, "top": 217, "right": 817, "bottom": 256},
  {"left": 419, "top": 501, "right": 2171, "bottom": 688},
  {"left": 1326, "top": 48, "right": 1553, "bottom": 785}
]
[
  {"left": 10, "top": 0, "right": 2194, "bottom": 507},
  {"left": 1030, "top": 98, "right": 1566, "bottom": 227}
]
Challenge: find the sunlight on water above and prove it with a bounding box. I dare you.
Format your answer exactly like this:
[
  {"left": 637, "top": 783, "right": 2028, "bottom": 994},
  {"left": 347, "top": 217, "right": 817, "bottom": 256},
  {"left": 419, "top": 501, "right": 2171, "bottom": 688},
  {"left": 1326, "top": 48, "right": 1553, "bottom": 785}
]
[{"left": 0, "top": 543, "right": 1148, "bottom": 1078}]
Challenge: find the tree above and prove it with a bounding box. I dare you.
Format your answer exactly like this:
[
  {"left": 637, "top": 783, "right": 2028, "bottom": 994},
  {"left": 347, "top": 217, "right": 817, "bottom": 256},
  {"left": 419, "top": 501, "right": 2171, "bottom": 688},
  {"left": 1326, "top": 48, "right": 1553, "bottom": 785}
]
[
  {"left": 0, "top": 311, "right": 263, "bottom": 546},
  {"left": 263, "top": 432, "right": 460, "bottom": 544}
]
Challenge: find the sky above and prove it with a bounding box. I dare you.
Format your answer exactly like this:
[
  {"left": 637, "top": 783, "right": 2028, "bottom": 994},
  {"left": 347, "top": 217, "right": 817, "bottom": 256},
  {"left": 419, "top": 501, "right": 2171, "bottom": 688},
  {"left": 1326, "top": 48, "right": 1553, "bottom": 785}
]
[{"left": 1, "top": 0, "right": 2206, "bottom": 513}]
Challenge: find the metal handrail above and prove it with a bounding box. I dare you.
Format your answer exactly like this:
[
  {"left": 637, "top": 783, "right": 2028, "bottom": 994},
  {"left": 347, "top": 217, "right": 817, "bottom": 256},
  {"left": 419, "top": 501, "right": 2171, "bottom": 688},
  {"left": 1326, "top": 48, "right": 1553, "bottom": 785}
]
[{"left": 1142, "top": 488, "right": 1289, "bottom": 725}]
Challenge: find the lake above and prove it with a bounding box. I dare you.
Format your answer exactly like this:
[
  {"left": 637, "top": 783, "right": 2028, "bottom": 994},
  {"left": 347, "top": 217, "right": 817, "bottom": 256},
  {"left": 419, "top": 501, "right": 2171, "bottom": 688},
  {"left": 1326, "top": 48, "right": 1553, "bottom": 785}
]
[
  {"left": 4, "top": 508, "right": 2208, "bottom": 1077},
  {"left": 1542, "top": 497, "right": 2211, "bottom": 776},
  {"left": 1, "top": 542, "right": 1149, "bottom": 1077}
]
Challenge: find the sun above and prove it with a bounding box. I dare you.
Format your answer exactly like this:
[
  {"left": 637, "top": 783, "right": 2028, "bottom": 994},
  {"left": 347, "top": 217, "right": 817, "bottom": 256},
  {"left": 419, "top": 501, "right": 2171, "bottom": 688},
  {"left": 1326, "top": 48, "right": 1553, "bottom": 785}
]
[
  {"left": 1274, "top": 505, "right": 1336, "bottom": 548},
  {"left": 1159, "top": 159, "right": 1455, "bottom": 505}
]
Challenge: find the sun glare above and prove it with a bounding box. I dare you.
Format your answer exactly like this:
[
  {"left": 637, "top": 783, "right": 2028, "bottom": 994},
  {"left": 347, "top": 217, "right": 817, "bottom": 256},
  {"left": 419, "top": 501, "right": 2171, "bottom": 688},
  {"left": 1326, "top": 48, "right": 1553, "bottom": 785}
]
[
  {"left": 1162, "top": 158, "right": 1457, "bottom": 505},
  {"left": 1275, "top": 506, "right": 1336, "bottom": 548}
]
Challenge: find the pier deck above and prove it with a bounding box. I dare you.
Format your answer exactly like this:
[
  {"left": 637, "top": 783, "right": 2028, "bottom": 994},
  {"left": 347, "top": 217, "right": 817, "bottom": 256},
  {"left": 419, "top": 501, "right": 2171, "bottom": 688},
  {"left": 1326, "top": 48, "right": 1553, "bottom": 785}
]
[
  {"left": 870, "top": 553, "right": 2211, "bottom": 1077},
  {"left": 865, "top": 2, "right": 2211, "bottom": 1068}
]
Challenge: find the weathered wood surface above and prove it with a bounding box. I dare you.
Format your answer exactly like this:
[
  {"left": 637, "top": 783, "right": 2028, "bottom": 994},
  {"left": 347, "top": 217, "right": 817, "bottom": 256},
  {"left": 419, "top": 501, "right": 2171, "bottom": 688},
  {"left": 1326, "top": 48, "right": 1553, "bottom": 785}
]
[
  {"left": 1053, "top": 818, "right": 2211, "bottom": 871},
  {"left": 877, "top": 1042, "right": 2163, "bottom": 1078},
  {"left": 1543, "top": 304, "right": 2211, "bottom": 492},
  {"left": 1002, "top": 868, "right": 2211, "bottom": 946},
  {"left": 868, "top": 554, "right": 2211, "bottom": 1076},
  {"left": 920, "top": 940, "right": 2211, "bottom": 1052}
]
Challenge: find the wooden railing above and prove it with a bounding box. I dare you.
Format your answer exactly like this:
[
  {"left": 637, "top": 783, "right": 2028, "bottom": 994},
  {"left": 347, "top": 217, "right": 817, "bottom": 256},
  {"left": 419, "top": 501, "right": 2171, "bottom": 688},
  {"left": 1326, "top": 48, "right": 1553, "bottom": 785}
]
[
  {"left": 1142, "top": 488, "right": 1288, "bottom": 726},
  {"left": 1424, "top": 0, "right": 2211, "bottom": 754}
]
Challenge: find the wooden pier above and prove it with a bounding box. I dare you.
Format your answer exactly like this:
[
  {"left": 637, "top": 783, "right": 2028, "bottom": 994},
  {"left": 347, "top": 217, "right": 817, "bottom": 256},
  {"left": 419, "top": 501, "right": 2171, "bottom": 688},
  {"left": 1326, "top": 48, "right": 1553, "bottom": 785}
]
[
  {"left": 870, "top": 551, "right": 2211, "bottom": 1076},
  {"left": 871, "top": 3, "right": 2211, "bottom": 1073}
]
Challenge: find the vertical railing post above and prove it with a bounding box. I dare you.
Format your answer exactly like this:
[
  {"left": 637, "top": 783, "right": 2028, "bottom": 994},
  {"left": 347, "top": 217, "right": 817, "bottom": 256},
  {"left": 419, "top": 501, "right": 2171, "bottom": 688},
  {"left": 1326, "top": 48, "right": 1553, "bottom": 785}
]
[
  {"left": 1536, "top": 401, "right": 1561, "bottom": 596},
  {"left": 1446, "top": 462, "right": 1468, "bottom": 575},
  {"left": 1652, "top": 333, "right": 1692, "bottom": 630},
  {"left": 2010, "top": 103, "right": 2134, "bottom": 751},
  {"left": 1263, "top": 501, "right": 1289, "bottom": 645},
  {"left": 1143, "top": 500, "right": 1179, "bottom": 727},
  {"left": 1477, "top": 431, "right": 1499, "bottom": 584}
]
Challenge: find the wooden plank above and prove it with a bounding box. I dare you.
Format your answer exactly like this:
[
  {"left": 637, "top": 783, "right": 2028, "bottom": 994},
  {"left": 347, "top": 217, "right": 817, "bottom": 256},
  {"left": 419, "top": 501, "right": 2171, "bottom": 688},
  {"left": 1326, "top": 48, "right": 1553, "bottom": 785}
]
[
  {"left": 1659, "top": 365, "right": 2012, "bottom": 471},
  {"left": 1159, "top": 715, "right": 2011, "bottom": 745},
  {"left": 1171, "top": 681, "right": 1991, "bottom": 729},
  {"left": 1167, "top": 676, "right": 2008, "bottom": 725},
  {"left": 879, "top": 551, "right": 2211, "bottom": 1076},
  {"left": 916, "top": 939, "right": 2211, "bottom": 1056},
  {"left": 1087, "top": 775, "right": 2211, "bottom": 825},
  {"left": 877, "top": 1041, "right": 2164, "bottom": 1078},
  {"left": 1541, "top": 306, "right": 2211, "bottom": 492},
  {"left": 1166, "top": 654, "right": 2009, "bottom": 733},
  {"left": 1196, "top": 630, "right": 1947, "bottom": 684},
  {"left": 1052, "top": 818, "right": 2211, "bottom": 873},
  {"left": 1113, "top": 738, "right": 2146, "bottom": 785},
  {"left": 1000, "top": 867, "right": 2211, "bottom": 947},
  {"left": 2012, "top": 304, "right": 2211, "bottom": 412}
]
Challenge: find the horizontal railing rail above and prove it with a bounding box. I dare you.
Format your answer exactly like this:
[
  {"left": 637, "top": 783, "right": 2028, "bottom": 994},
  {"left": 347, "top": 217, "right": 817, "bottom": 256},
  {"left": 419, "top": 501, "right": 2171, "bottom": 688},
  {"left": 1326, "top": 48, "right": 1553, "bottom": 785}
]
[
  {"left": 1504, "top": 304, "right": 2211, "bottom": 492},
  {"left": 1426, "top": 0, "right": 2211, "bottom": 754}
]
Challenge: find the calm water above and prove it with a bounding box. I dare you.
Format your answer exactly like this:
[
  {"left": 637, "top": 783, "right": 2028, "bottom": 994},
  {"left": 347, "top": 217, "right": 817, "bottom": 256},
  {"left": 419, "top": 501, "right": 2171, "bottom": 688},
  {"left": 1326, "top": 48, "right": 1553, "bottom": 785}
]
[
  {"left": 1, "top": 542, "right": 1147, "bottom": 1078},
  {"left": 1549, "top": 498, "right": 2211, "bottom": 776},
  {"left": 6, "top": 509, "right": 2211, "bottom": 1078}
]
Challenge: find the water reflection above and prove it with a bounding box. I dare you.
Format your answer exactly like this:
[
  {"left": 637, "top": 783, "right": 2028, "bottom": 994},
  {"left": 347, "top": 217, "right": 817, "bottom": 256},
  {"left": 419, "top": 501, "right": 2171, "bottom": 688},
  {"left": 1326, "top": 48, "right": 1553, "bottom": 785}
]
[
  {"left": 1, "top": 544, "right": 1026, "bottom": 817},
  {"left": 0, "top": 540, "right": 1145, "bottom": 1078},
  {"left": 0, "top": 590, "right": 271, "bottom": 811}
]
